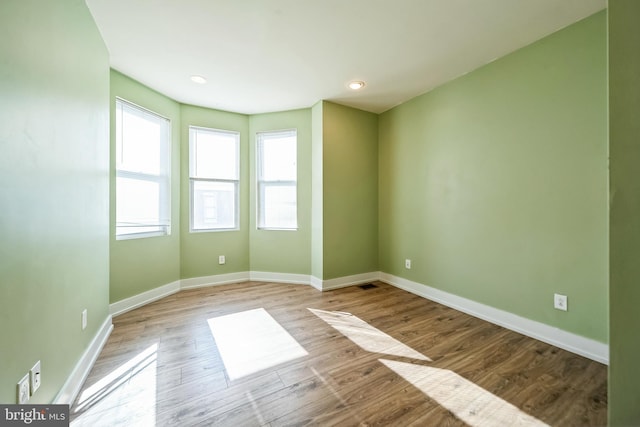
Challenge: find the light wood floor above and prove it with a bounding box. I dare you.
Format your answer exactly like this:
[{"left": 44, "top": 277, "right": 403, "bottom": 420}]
[{"left": 70, "top": 281, "right": 607, "bottom": 426}]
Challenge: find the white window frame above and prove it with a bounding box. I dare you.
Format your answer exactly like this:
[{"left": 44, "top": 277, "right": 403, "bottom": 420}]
[
  {"left": 257, "top": 129, "right": 298, "bottom": 230},
  {"left": 115, "top": 98, "right": 171, "bottom": 240},
  {"left": 189, "top": 126, "right": 240, "bottom": 232}
]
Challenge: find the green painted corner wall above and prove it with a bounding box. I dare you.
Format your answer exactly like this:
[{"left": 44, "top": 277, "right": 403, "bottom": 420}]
[
  {"left": 179, "top": 105, "right": 250, "bottom": 278},
  {"left": 109, "top": 70, "right": 182, "bottom": 302},
  {"left": 0, "top": 0, "right": 110, "bottom": 403},
  {"left": 608, "top": 1, "right": 640, "bottom": 424},
  {"left": 322, "top": 101, "right": 379, "bottom": 280},
  {"left": 379, "top": 11, "right": 608, "bottom": 343},
  {"left": 249, "top": 109, "right": 312, "bottom": 274},
  {"left": 311, "top": 102, "right": 324, "bottom": 279}
]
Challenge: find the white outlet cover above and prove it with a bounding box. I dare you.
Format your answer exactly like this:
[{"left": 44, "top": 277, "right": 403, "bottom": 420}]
[
  {"left": 82, "top": 309, "right": 88, "bottom": 330},
  {"left": 219, "top": 255, "right": 226, "bottom": 265},
  {"left": 405, "top": 259, "right": 411, "bottom": 269},
  {"left": 554, "top": 294, "right": 568, "bottom": 311},
  {"left": 30, "top": 360, "right": 41, "bottom": 394},
  {"left": 17, "top": 374, "right": 30, "bottom": 404}
]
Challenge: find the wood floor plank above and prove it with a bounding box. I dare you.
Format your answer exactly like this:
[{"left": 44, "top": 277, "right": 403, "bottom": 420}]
[{"left": 70, "top": 281, "right": 607, "bottom": 426}]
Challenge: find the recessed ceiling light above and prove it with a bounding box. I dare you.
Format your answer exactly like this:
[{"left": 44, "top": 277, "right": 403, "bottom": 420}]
[
  {"left": 191, "top": 75, "right": 207, "bottom": 84},
  {"left": 348, "top": 81, "right": 365, "bottom": 90}
]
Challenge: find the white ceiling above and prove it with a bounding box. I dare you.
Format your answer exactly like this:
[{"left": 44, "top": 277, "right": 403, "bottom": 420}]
[{"left": 86, "top": 0, "right": 605, "bottom": 115}]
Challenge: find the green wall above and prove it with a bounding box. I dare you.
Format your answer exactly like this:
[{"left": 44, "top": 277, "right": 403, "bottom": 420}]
[
  {"left": 109, "top": 70, "right": 182, "bottom": 302},
  {"left": 180, "top": 105, "right": 250, "bottom": 278},
  {"left": 608, "top": 1, "right": 640, "bottom": 424},
  {"left": 0, "top": 0, "right": 110, "bottom": 403},
  {"left": 379, "top": 12, "right": 608, "bottom": 342},
  {"left": 311, "top": 102, "right": 324, "bottom": 279},
  {"left": 249, "top": 110, "right": 312, "bottom": 274},
  {"left": 321, "top": 102, "right": 379, "bottom": 280}
]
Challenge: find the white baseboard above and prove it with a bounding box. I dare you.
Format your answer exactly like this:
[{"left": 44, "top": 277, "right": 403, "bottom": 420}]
[
  {"left": 109, "top": 271, "right": 384, "bottom": 316},
  {"left": 249, "top": 271, "right": 312, "bottom": 285},
  {"left": 180, "top": 272, "right": 250, "bottom": 290},
  {"left": 54, "top": 315, "right": 113, "bottom": 405},
  {"left": 379, "top": 272, "right": 609, "bottom": 365},
  {"left": 110, "top": 273, "right": 251, "bottom": 316},
  {"left": 310, "top": 275, "right": 323, "bottom": 291},
  {"left": 316, "top": 271, "right": 381, "bottom": 291},
  {"left": 109, "top": 280, "right": 181, "bottom": 317},
  {"left": 106, "top": 271, "right": 608, "bottom": 364}
]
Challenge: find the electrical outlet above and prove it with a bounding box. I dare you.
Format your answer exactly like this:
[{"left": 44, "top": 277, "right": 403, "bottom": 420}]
[
  {"left": 218, "top": 255, "right": 226, "bottom": 265},
  {"left": 30, "top": 361, "right": 41, "bottom": 394},
  {"left": 405, "top": 259, "right": 411, "bottom": 269},
  {"left": 17, "top": 374, "right": 30, "bottom": 404},
  {"left": 82, "top": 309, "right": 87, "bottom": 330},
  {"left": 554, "top": 293, "right": 568, "bottom": 311}
]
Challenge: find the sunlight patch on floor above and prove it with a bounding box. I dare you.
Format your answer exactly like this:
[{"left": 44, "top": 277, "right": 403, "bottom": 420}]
[
  {"left": 71, "top": 343, "right": 158, "bottom": 426},
  {"left": 207, "top": 308, "right": 308, "bottom": 380},
  {"left": 380, "top": 359, "right": 549, "bottom": 427},
  {"left": 308, "top": 308, "right": 431, "bottom": 361}
]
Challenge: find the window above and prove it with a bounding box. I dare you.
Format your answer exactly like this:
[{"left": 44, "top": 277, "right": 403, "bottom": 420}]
[
  {"left": 257, "top": 130, "right": 297, "bottom": 230},
  {"left": 115, "top": 98, "right": 170, "bottom": 239},
  {"left": 189, "top": 126, "right": 240, "bottom": 231}
]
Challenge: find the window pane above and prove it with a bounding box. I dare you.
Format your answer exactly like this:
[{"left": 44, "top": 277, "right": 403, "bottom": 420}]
[
  {"left": 191, "top": 128, "right": 238, "bottom": 180},
  {"left": 261, "top": 184, "right": 297, "bottom": 229},
  {"left": 117, "top": 103, "right": 166, "bottom": 175},
  {"left": 192, "top": 180, "right": 237, "bottom": 230},
  {"left": 259, "top": 134, "right": 296, "bottom": 181},
  {"left": 116, "top": 177, "right": 162, "bottom": 235}
]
